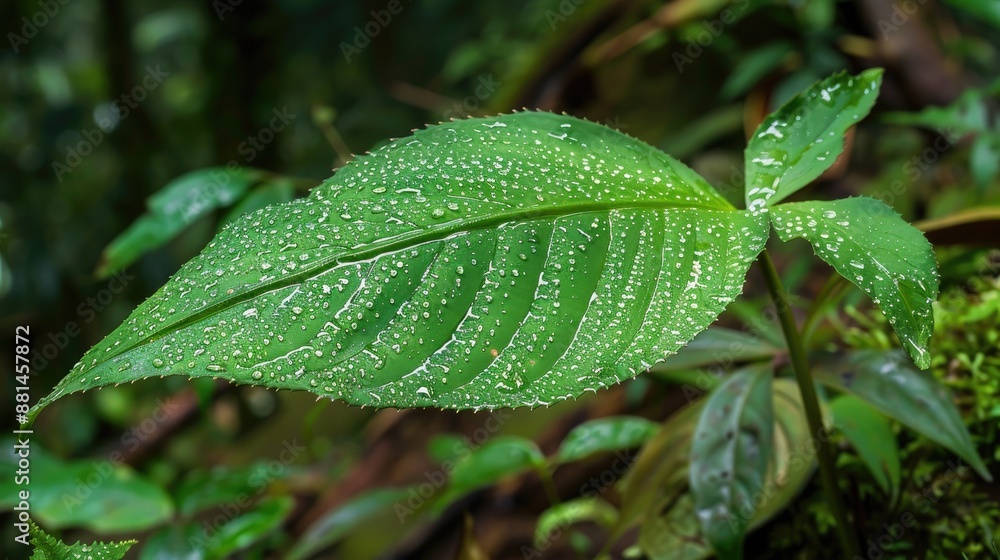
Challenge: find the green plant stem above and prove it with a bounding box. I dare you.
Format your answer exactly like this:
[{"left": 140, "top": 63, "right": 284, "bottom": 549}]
[
  {"left": 536, "top": 466, "right": 562, "bottom": 507},
  {"left": 759, "top": 250, "right": 859, "bottom": 556}
]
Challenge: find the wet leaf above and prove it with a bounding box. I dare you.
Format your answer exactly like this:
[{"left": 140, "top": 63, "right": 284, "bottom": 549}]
[
  {"left": 31, "top": 112, "right": 769, "bottom": 420},
  {"left": 554, "top": 416, "right": 659, "bottom": 464},
  {"left": 96, "top": 167, "right": 264, "bottom": 278},
  {"left": 29, "top": 519, "right": 136, "bottom": 560},
  {"left": 813, "top": 350, "right": 991, "bottom": 480},
  {"left": 744, "top": 69, "right": 882, "bottom": 209},
  {"left": 689, "top": 364, "right": 774, "bottom": 559},
  {"left": 831, "top": 395, "right": 901, "bottom": 502},
  {"left": 770, "top": 197, "right": 939, "bottom": 368},
  {"left": 288, "top": 487, "right": 412, "bottom": 560},
  {"left": 0, "top": 438, "right": 173, "bottom": 533}
]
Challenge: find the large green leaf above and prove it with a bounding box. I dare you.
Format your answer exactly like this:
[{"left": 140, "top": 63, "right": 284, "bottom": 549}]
[
  {"left": 813, "top": 350, "right": 991, "bottom": 480},
  {"left": 770, "top": 197, "right": 939, "bottom": 368},
  {"left": 30, "top": 112, "right": 768, "bottom": 420},
  {"left": 689, "top": 364, "right": 774, "bottom": 560},
  {"left": 744, "top": 69, "right": 882, "bottom": 209}
]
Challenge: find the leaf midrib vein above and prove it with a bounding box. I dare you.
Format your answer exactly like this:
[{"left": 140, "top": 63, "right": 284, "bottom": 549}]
[{"left": 90, "top": 199, "right": 733, "bottom": 369}]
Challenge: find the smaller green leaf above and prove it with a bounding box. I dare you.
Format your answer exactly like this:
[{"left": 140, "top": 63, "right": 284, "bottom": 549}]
[
  {"left": 287, "top": 487, "right": 411, "bottom": 560},
  {"left": 690, "top": 364, "right": 774, "bottom": 560},
  {"left": 831, "top": 395, "right": 902, "bottom": 502},
  {"left": 770, "top": 197, "right": 939, "bottom": 368},
  {"left": 813, "top": 350, "right": 991, "bottom": 481},
  {"left": 534, "top": 497, "right": 618, "bottom": 549},
  {"left": 555, "top": 416, "right": 659, "bottom": 464},
  {"left": 0, "top": 439, "right": 173, "bottom": 533},
  {"left": 96, "top": 167, "right": 263, "bottom": 278},
  {"left": 175, "top": 464, "right": 285, "bottom": 516},
  {"left": 140, "top": 524, "right": 206, "bottom": 560},
  {"left": 200, "top": 495, "right": 294, "bottom": 559},
  {"left": 655, "top": 327, "right": 782, "bottom": 372},
  {"left": 450, "top": 436, "right": 546, "bottom": 491},
  {"left": 744, "top": 68, "right": 882, "bottom": 209},
  {"left": 30, "top": 519, "right": 136, "bottom": 560}
]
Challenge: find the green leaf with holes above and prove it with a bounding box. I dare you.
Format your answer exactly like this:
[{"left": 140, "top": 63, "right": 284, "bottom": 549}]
[
  {"left": 689, "top": 364, "right": 774, "bottom": 559},
  {"left": 813, "top": 350, "right": 990, "bottom": 481},
  {"left": 744, "top": 69, "right": 882, "bottom": 209},
  {"left": 770, "top": 197, "right": 938, "bottom": 368},
  {"left": 29, "top": 111, "right": 769, "bottom": 421}
]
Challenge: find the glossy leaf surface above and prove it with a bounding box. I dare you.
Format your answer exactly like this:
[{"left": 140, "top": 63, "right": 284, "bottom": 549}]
[
  {"left": 689, "top": 364, "right": 774, "bottom": 559},
  {"left": 813, "top": 350, "right": 990, "bottom": 480},
  {"left": 744, "top": 69, "right": 882, "bottom": 209},
  {"left": 771, "top": 197, "right": 938, "bottom": 368},
  {"left": 31, "top": 112, "right": 768, "bottom": 420}
]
